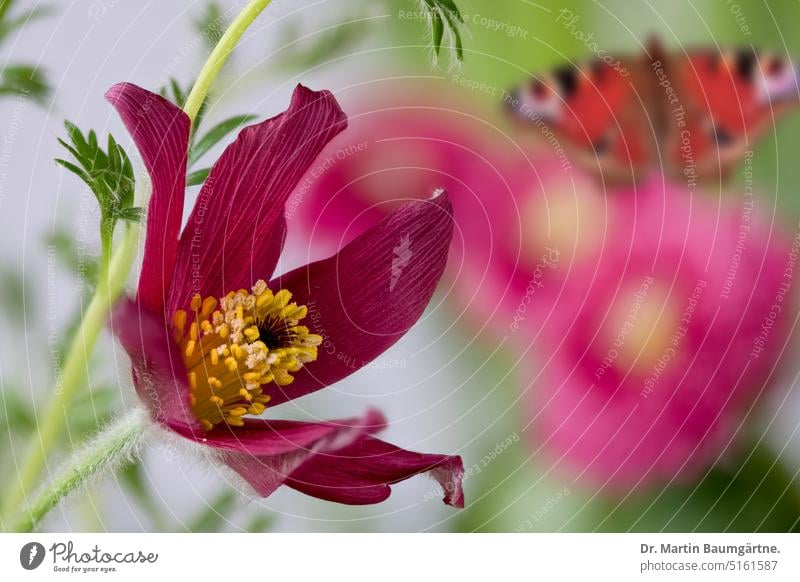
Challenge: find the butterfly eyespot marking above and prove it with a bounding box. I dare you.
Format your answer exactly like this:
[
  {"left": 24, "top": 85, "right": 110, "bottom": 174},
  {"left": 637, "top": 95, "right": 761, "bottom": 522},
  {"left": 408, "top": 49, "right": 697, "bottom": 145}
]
[
  {"left": 735, "top": 50, "right": 758, "bottom": 80},
  {"left": 767, "top": 56, "right": 786, "bottom": 76},
  {"left": 712, "top": 125, "right": 735, "bottom": 146},
  {"left": 708, "top": 52, "right": 723, "bottom": 71},
  {"left": 531, "top": 79, "right": 548, "bottom": 98},
  {"left": 553, "top": 66, "right": 579, "bottom": 98},
  {"left": 593, "top": 135, "right": 612, "bottom": 155},
  {"left": 590, "top": 60, "right": 606, "bottom": 81}
]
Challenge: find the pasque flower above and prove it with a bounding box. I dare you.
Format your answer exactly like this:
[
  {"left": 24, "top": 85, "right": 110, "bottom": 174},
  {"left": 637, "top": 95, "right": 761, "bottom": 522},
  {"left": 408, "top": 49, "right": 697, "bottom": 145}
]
[
  {"left": 529, "top": 177, "right": 794, "bottom": 491},
  {"left": 108, "top": 82, "right": 464, "bottom": 506}
]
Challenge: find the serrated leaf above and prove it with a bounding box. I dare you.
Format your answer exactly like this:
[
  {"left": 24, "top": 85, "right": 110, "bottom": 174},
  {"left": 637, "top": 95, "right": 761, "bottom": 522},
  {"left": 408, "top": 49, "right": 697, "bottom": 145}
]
[
  {"left": 431, "top": 12, "right": 444, "bottom": 56},
  {"left": 440, "top": 6, "right": 463, "bottom": 61},
  {"left": 189, "top": 114, "right": 256, "bottom": 166},
  {"left": 418, "top": 0, "right": 465, "bottom": 64},
  {"left": 55, "top": 158, "right": 91, "bottom": 185},
  {"left": 437, "top": 0, "right": 463, "bottom": 21},
  {"left": 56, "top": 121, "right": 138, "bottom": 256},
  {"left": 187, "top": 168, "right": 210, "bottom": 186},
  {"left": 117, "top": 206, "right": 143, "bottom": 223}
]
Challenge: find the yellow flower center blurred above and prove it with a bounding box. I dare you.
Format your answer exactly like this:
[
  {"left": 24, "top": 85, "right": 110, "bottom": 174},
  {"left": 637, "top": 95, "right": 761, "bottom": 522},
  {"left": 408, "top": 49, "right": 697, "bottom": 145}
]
[
  {"left": 522, "top": 177, "right": 606, "bottom": 267},
  {"left": 172, "top": 280, "right": 322, "bottom": 431},
  {"left": 602, "top": 280, "right": 679, "bottom": 374}
]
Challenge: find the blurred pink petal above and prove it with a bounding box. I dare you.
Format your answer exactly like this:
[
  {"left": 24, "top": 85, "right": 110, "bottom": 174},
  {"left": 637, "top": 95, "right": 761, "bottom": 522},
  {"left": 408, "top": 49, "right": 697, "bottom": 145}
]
[{"left": 529, "top": 176, "right": 793, "bottom": 491}]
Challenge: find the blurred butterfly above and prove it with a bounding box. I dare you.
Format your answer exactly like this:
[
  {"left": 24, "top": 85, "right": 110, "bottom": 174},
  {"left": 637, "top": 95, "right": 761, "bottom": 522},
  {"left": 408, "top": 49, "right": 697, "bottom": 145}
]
[{"left": 506, "top": 40, "right": 800, "bottom": 184}]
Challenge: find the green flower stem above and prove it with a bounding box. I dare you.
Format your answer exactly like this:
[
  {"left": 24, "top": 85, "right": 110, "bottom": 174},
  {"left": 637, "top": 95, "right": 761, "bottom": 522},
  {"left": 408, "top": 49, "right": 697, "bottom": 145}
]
[
  {"left": 0, "top": 223, "right": 139, "bottom": 526},
  {"left": 12, "top": 409, "right": 149, "bottom": 533},
  {"left": 0, "top": 0, "right": 276, "bottom": 529},
  {"left": 183, "top": 0, "right": 274, "bottom": 123}
]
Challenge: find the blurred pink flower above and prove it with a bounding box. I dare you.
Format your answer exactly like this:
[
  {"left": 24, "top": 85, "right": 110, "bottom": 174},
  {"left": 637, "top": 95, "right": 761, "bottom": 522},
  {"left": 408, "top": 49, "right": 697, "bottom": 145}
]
[{"left": 528, "top": 176, "right": 795, "bottom": 492}]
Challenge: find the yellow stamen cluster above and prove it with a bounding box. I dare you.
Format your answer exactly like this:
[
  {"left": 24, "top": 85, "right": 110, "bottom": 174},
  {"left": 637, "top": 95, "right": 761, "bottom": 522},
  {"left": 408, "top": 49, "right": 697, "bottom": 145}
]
[{"left": 172, "top": 279, "right": 322, "bottom": 431}]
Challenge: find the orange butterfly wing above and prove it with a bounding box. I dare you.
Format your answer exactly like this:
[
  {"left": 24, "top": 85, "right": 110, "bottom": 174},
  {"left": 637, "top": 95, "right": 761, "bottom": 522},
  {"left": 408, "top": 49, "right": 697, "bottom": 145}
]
[
  {"left": 664, "top": 49, "right": 799, "bottom": 182},
  {"left": 508, "top": 57, "right": 656, "bottom": 184},
  {"left": 510, "top": 44, "right": 800, "bottom": 185}
]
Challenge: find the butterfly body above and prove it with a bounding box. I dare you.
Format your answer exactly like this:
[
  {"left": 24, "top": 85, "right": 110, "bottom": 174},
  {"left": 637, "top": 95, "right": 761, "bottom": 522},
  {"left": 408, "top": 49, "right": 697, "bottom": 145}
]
[{"left": 507, "top": 41, "right": 800, "bottom": 185}]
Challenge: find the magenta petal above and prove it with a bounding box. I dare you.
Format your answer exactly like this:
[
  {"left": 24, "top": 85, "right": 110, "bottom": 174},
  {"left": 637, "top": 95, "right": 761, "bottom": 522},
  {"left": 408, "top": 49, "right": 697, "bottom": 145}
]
[
  {"left": 171, "top": 408, "right": 387, "bottom": 455},
  {"left": 168, "top": 85, "right": 347, "bottom": 312},
  {"left": 110, "top": 298, "right": 194, "bottom": 427},
  {"left": 106, "top": 83, "right": 190, "bottom": 313},
  {"left": 266, "top": 191, "right": 454, "bottom": 406},
  {"left": 286, "top": 436, "right": 465, "bottom": 507},
  {"left": 217, "top": 410, "right": 386, "bottom": 499}
]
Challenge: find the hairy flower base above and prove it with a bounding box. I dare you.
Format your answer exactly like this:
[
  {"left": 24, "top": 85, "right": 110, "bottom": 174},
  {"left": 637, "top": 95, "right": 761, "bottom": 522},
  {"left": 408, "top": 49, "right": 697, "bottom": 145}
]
[{"left": 172, "top": 280, "right": 322, "bottom": 430}]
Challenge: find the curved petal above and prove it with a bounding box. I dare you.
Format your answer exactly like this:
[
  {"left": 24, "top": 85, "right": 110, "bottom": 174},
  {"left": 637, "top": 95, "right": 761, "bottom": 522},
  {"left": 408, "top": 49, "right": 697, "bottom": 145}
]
[
  {"left": 168, "top": 84, "right": 347, "bottom": 313},
  {"left": 169, "top": 408, "right": 387, "bottom": 456},
  {"left": 286, "top": 436, "right": 465, "bottom": 507},
  {"left": 110, "top": 298, "right": 194, "bottom": 427},
  {"left": 217, "top": 409, "right": 386, "bottom": 500},
  {"left": 106, "top": 83, "right": 190, "bottom": 313},
  {"left": 215, "top": 410, "right": 464, "bottom": 507},
  {"left": 266, "top": 191, "right": 454, "bottom": 406}
]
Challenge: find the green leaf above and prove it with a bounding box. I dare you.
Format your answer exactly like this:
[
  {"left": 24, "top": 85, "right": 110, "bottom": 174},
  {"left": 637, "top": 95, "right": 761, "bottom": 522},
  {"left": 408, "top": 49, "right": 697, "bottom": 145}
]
[
  {"left": 0, "top": 265, "right": 30, "bottom": 325},
  {"left": 274, "top": 14, "right": 367, "bottom": 72},
  {"left": 188, "top": 490, "right": 237, "bottom": 532},
  {"left": 418, "top": 0, "right": 466, "bottom": 63},
  {"left": 0, "top": 3, "right": 54, "bottom": 102},
  {"left": 193, "top": 2, "right": 227, "bottom": 50},
  {"left": 56, "top": 121, "right": 139, "bottom": 262},
  {"left": 189, "top": 114, "right": 256, "bottom": 166},
  {"left": 437, "top": 0, "right": 464, "bottom": 22},
  {"left": 119, "top": 462, "right": 170, "bottom": 531},
  {"left": 0, "top": 0, "right": 16, "bottom": 23},
  {"left": 431, "top": 11, "right": 444, "bottom": 56},
  {"left": 0, "top": 385, "right": 35, "bottom": 434},
  {"left": 440, "top": 4, "right": 463, "bottom": 61},
  {"left": 187, "top": 168, "right": 211, "bottom": 186},
  {"left": 244, "top": 513, "right": 275, "bottom": 533},
  {"left": 0, "top": 64, "right": 50, "bottom": 102},
  {"left": 0, "top": 6, "right": 54, "bottom": 45},
  {"left": 117, "top": 206, "right": 143, "bottom": 223},
  {"left": 55, "top": 158, "right": 91, "bottom": 185}
]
